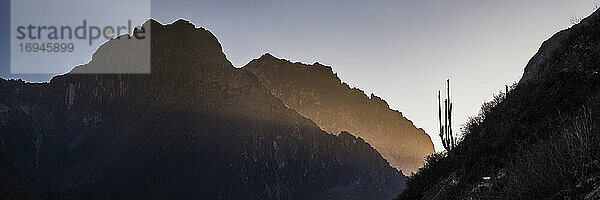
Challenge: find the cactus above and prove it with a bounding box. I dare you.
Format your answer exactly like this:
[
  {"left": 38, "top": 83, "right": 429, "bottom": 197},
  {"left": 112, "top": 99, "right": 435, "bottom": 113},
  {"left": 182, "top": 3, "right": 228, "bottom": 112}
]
[{"left": 438, "top": 79, "right": 455, "bottom": 151}]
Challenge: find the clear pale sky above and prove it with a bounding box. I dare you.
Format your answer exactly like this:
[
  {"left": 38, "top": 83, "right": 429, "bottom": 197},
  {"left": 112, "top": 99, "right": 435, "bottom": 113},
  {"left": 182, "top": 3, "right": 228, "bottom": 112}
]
[{"left": 1, "top": 0, "right": 598, "bottom": 152}]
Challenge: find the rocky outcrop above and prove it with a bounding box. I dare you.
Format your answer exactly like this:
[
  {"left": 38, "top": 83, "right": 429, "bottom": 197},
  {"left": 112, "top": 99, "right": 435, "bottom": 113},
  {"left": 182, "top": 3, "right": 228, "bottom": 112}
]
[
  {"left": 243, "top": 54, "right": 434, "bottom": 174},
  {"left": 520, "top": 10, "right": 600, "bottom": 83},
  {"left": 0, "top": 19, "right": 405, "bottom": 199}
]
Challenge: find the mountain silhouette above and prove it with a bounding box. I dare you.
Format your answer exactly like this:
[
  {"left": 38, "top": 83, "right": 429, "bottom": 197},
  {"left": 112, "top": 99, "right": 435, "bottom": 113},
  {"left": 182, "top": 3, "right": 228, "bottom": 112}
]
[
  {"left": 243, "top": 54, "right": 434, "bottom": 174},
  {"left": 0, "top": 19, "right": 405, "bottom": 199}
]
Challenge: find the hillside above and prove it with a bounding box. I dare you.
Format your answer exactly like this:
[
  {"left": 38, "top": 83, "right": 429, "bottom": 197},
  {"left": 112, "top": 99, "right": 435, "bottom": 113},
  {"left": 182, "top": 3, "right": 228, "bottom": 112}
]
[
  {"left": 243, "top": 55, "right": 434, "bottom": 174},
  {"left": 0, "top": 19, "right": 405, "bottom": 199},
  {"left": 398, "top": 9, "right": 600, "bottom": 199}
]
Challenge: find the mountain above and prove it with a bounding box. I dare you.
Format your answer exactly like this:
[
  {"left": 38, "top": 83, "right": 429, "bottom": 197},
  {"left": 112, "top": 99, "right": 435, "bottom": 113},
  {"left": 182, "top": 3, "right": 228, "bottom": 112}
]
[
  {"left": 243, "top": 55, "right": 434, "bottom": 174},
  {"left": 0, "top": 19, "right": 405, "bottom": 199},
  {"left": 398, "top": 9, "right": 600, "bottom": 199}
]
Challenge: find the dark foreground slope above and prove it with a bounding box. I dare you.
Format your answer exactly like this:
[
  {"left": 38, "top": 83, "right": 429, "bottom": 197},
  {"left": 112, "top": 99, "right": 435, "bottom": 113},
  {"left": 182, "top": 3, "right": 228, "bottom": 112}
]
[
  {"left": 243, "top": 55, "right": 434, "bottom": 174},
  {"left": 398, "top": 9, "right": 600, "bottom": 200},
  {"left": 0, "top": 20, "right": 404, "bottom": 199}
]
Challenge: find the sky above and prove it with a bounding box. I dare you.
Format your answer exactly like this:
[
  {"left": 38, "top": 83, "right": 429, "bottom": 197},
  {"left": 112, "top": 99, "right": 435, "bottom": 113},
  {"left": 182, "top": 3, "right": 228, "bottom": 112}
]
[{"left": 1, "top": 0, "right": 598, "bottom": 152}]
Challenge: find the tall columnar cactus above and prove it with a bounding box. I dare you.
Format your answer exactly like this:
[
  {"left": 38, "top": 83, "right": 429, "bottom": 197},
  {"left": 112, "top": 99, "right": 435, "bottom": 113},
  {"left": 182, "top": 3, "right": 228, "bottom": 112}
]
[{"left": 438, "top": 79, "right": 455, "bottom": 151}]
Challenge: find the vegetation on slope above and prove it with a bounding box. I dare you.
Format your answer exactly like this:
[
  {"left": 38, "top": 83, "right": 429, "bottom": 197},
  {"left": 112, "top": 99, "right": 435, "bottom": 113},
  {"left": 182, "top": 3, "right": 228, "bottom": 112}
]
[{"left": 398, "top": 8, "right": 600, "bottom": 199}]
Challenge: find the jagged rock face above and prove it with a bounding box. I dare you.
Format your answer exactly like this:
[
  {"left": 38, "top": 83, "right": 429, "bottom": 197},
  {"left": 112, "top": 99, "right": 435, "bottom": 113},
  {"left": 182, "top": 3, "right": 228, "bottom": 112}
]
[
  {"left": 243, "top": 55, "right": 434, "bottom": 175},
  {"left": 0, "top": 20, "right": 405, "bottom": 199}
]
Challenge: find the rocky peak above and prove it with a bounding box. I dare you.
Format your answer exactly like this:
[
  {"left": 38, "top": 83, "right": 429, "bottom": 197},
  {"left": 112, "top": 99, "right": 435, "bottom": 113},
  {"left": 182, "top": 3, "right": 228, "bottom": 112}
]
[
  {"left": 369, "top": 93, "right": 393, "bottom": 110},
  {"left": 48, "top": 19, "right": 237, "bottom": 105},
  {"left": 66, "top": 19, "right": 229, "bottom": 79},
  {"left": 250, "top": 55, "right": 337, "bottom": 79}
]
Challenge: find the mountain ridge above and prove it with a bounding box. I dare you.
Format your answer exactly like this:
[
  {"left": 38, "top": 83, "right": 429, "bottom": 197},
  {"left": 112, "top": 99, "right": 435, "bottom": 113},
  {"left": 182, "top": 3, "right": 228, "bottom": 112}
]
[
  {"left": 0, "top": 19, "right": 406, "bottom": 199},
  {"left": 243, "top": 53, "right": 435, "bottom": 174},
  {"left": 253, "top": 53, "right": 428, "bottom": 134}
]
